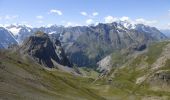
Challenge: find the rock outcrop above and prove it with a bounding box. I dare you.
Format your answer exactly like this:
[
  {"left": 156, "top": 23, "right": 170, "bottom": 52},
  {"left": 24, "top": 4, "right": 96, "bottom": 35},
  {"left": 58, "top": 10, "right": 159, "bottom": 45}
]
[
  {"left": 97, "top": 55, "right": 112, "bottom": 73},
  {"left": 20, "top": 31, "right": 72, "bottom": 68}
]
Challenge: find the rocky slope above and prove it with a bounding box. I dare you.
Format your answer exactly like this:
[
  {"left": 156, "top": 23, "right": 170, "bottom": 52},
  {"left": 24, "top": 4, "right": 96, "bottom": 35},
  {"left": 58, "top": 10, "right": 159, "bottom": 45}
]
[
  {"left": 92, "top": 41, "right": 170, "bottom": 100},
  {"left": 97, "top": 43, "right": 147, "bottom": 73},
  {"left": 0, "top": 50, "right": 105, "bottom": 100},
  {"left": 1, "top": 31, "right": 170, "bottom": 100},
  {"left": 67, "top": 22, "right": 167, "bottom": 67},
  {"left": 19, "top": 31, "right": 72, "bottom": 69},
  {"left": 1, "top": 41, "right": 170, "bottom": 100}
]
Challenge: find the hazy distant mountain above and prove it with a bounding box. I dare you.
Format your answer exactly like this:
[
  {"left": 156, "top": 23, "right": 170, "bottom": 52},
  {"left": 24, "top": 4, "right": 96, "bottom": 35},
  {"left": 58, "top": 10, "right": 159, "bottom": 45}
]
[
  {"left": 134, "top": 24, "right": 167, "bottom": 40},
  {"left": 160, "top": 29, "right": 170, "bottom": 38},
  {"left": 6, "top": 25, "right": 33, "bottom": 43},
  {"left": 0, "top": 27, "right": 18, "bottom": 48},
  {"left": 0, "top": 22, "right": 167, "bottom": 67},
  {"left": 2, "top": 21, "right": 167, "bottom": 46}
]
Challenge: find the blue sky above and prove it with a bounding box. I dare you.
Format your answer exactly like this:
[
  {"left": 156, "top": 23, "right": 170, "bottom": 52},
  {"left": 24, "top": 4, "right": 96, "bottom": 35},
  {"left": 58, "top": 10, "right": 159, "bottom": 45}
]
[{"left": 0, "top": 0, "right": 170, "bottom": 29}]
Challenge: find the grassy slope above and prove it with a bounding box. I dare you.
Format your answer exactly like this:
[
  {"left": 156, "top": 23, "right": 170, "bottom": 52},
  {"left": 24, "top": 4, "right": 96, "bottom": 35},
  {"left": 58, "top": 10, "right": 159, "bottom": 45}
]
[
  {"left": 1, "top": 41, "right": 170, "bottom": 100},
  {"left": 91, "top": 41, "right": 170, "bottom": 100},
  {"left": 0, "top": 51, "right": 105, "bottom": 100}
]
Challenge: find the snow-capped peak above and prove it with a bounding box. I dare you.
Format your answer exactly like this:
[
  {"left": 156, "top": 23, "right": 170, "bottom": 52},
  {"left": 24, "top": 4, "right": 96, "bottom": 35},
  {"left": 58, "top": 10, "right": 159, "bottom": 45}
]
[
  {"left": 4, "top": 24, "right": 32, "bottom": 36},
  {"left": 8, "top": 27, "right": 21, "bottom": 36},
  {"left": 118, "top": 20, "right": 136, "bottom": 29},
  {"left": 48, "top": 31, "right": 56, "bottom": 34}
]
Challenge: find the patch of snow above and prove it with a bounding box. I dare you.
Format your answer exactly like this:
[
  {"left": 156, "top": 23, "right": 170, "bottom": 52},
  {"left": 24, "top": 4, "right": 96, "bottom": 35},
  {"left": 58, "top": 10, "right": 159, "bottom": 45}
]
[
  {"left": 116, "top": 29, "right": 120, "bottom": 33},
  {"left": 48, "top": 31, "right": 56, "bottom": 34},
  {"left": 24, "top": 24, "right": 33, "bottom": 28},
  {"left": 0, "top": 24, "right": 4, "bottom": 27},
  {"left": 60, "top": 33, "right": 63, "bottom": 37},
  {"left": 25, "top": 27, "right": 31, "bottom": 32},
  {"left": 131, "top": 24, "right": 136, "bottom": 29},
  {"left": 118, "top": 20, "right": 137, "bottom": 30},
  {"left": 117, "top": 25, "right": 123, "bottom": 30},
  {"left": 123, "top": 22, "right": 129, "bottom": 29},
  {"left": 8, "top": 27, "right": 21, "bottom": 36}
]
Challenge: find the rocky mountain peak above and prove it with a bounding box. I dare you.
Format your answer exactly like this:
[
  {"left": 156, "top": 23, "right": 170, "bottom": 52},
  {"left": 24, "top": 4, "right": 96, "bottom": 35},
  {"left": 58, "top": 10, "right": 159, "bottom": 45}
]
[
  {"left": 0, "top": 27, "right": 18, "bottom": 48},
  {"left": 34, "top": 31, "right": 47, "bottom": 37},
  {"left": 20, "top": 31, "right": 72, "bottom": 68}
]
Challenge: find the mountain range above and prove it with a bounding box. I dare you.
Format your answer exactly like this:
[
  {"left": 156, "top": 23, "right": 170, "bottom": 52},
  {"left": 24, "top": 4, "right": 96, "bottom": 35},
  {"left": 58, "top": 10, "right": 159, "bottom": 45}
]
[
  {"left": 0, "top": 21, "right": 167, "bottom": 47},
  {"left": 1, "top": 31, "right": 170, "bottom": 100},
  {"left": 0, "top": 21, "right": 170, "bottom": 99},
  {"left": 0, "top": 22, "right": 167, "bottom": 68}
]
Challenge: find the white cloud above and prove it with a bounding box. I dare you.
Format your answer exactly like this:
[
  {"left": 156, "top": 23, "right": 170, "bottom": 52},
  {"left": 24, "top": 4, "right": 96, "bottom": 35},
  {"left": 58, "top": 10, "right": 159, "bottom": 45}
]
[
  {"left": 104, "top": 16, "right": 118, "bottom": 23},
  {"left": 157, "top": 23, "right": 170, "bottom": 30},
  {"left": 20, "top": 21, "right": 32, "bottom": 27},
  {"left": 94, "top": 22, "right": 99, "bottom": 26},
  {"left": 13, "top": 15, "right": 19, "bottom": 19},
  {"left": 37, "top": 20, "right": 43, "bottom": 23},
  {"left": 120, "top": 16, "right": 129, "bottom": 21},
  {"left": 21, "top": 21, "right": 28, "bottom": 24},
  {"left": 65, "top": 22, "right": 73, "bottom": 27},
  {"left": 36, "top": 15, "right": 43, "bottom": 19},
  {"left": 86, "top": 19, "right": 94, "bottom": 25},
  {"left": 49, "top": 9, "right": 63, "bottom": 15},
  {"left": 5, "top": 15, "right": 10, "bottom": 20},
  {"left": 81, "top": 11, "right": 99, "bottom": 17},
  {"left": 4, "top": 15, "right": 19, "bottom": 20},
  {"left": 104, "top": 15, "right": 158, "bottom": 26},
  {"left": 0, "top": 24, "right": 3, "bottom": 27},
  {"left": 135, "top": 18, "right": 157, "bottom": 25},
  {"left": 46, "top": 24, "right": 53, "bottom": 27},
  {"left": 80, "top": 12, "right": 87, "bottom": 16},
  {"left": 65, "top": 22, "right": 81, "bottom": 27},
  {"left": 104, "top": 16, "right": 130, "bottom": 23},
  {"left": 167, "top": 23, "right": 170, "bottom": 27},
  {"left": 92, "top": 12, "right": 99, "bottom": 16},
  {"left": 25, "top": 24, "right": 33, "bottom": 28}
]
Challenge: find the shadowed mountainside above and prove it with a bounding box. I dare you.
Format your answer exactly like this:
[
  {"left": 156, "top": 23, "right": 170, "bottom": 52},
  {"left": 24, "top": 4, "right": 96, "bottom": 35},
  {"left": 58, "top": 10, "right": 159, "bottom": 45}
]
[{"left": 20, "top": 31, "right": 72, "bottom": 68}]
